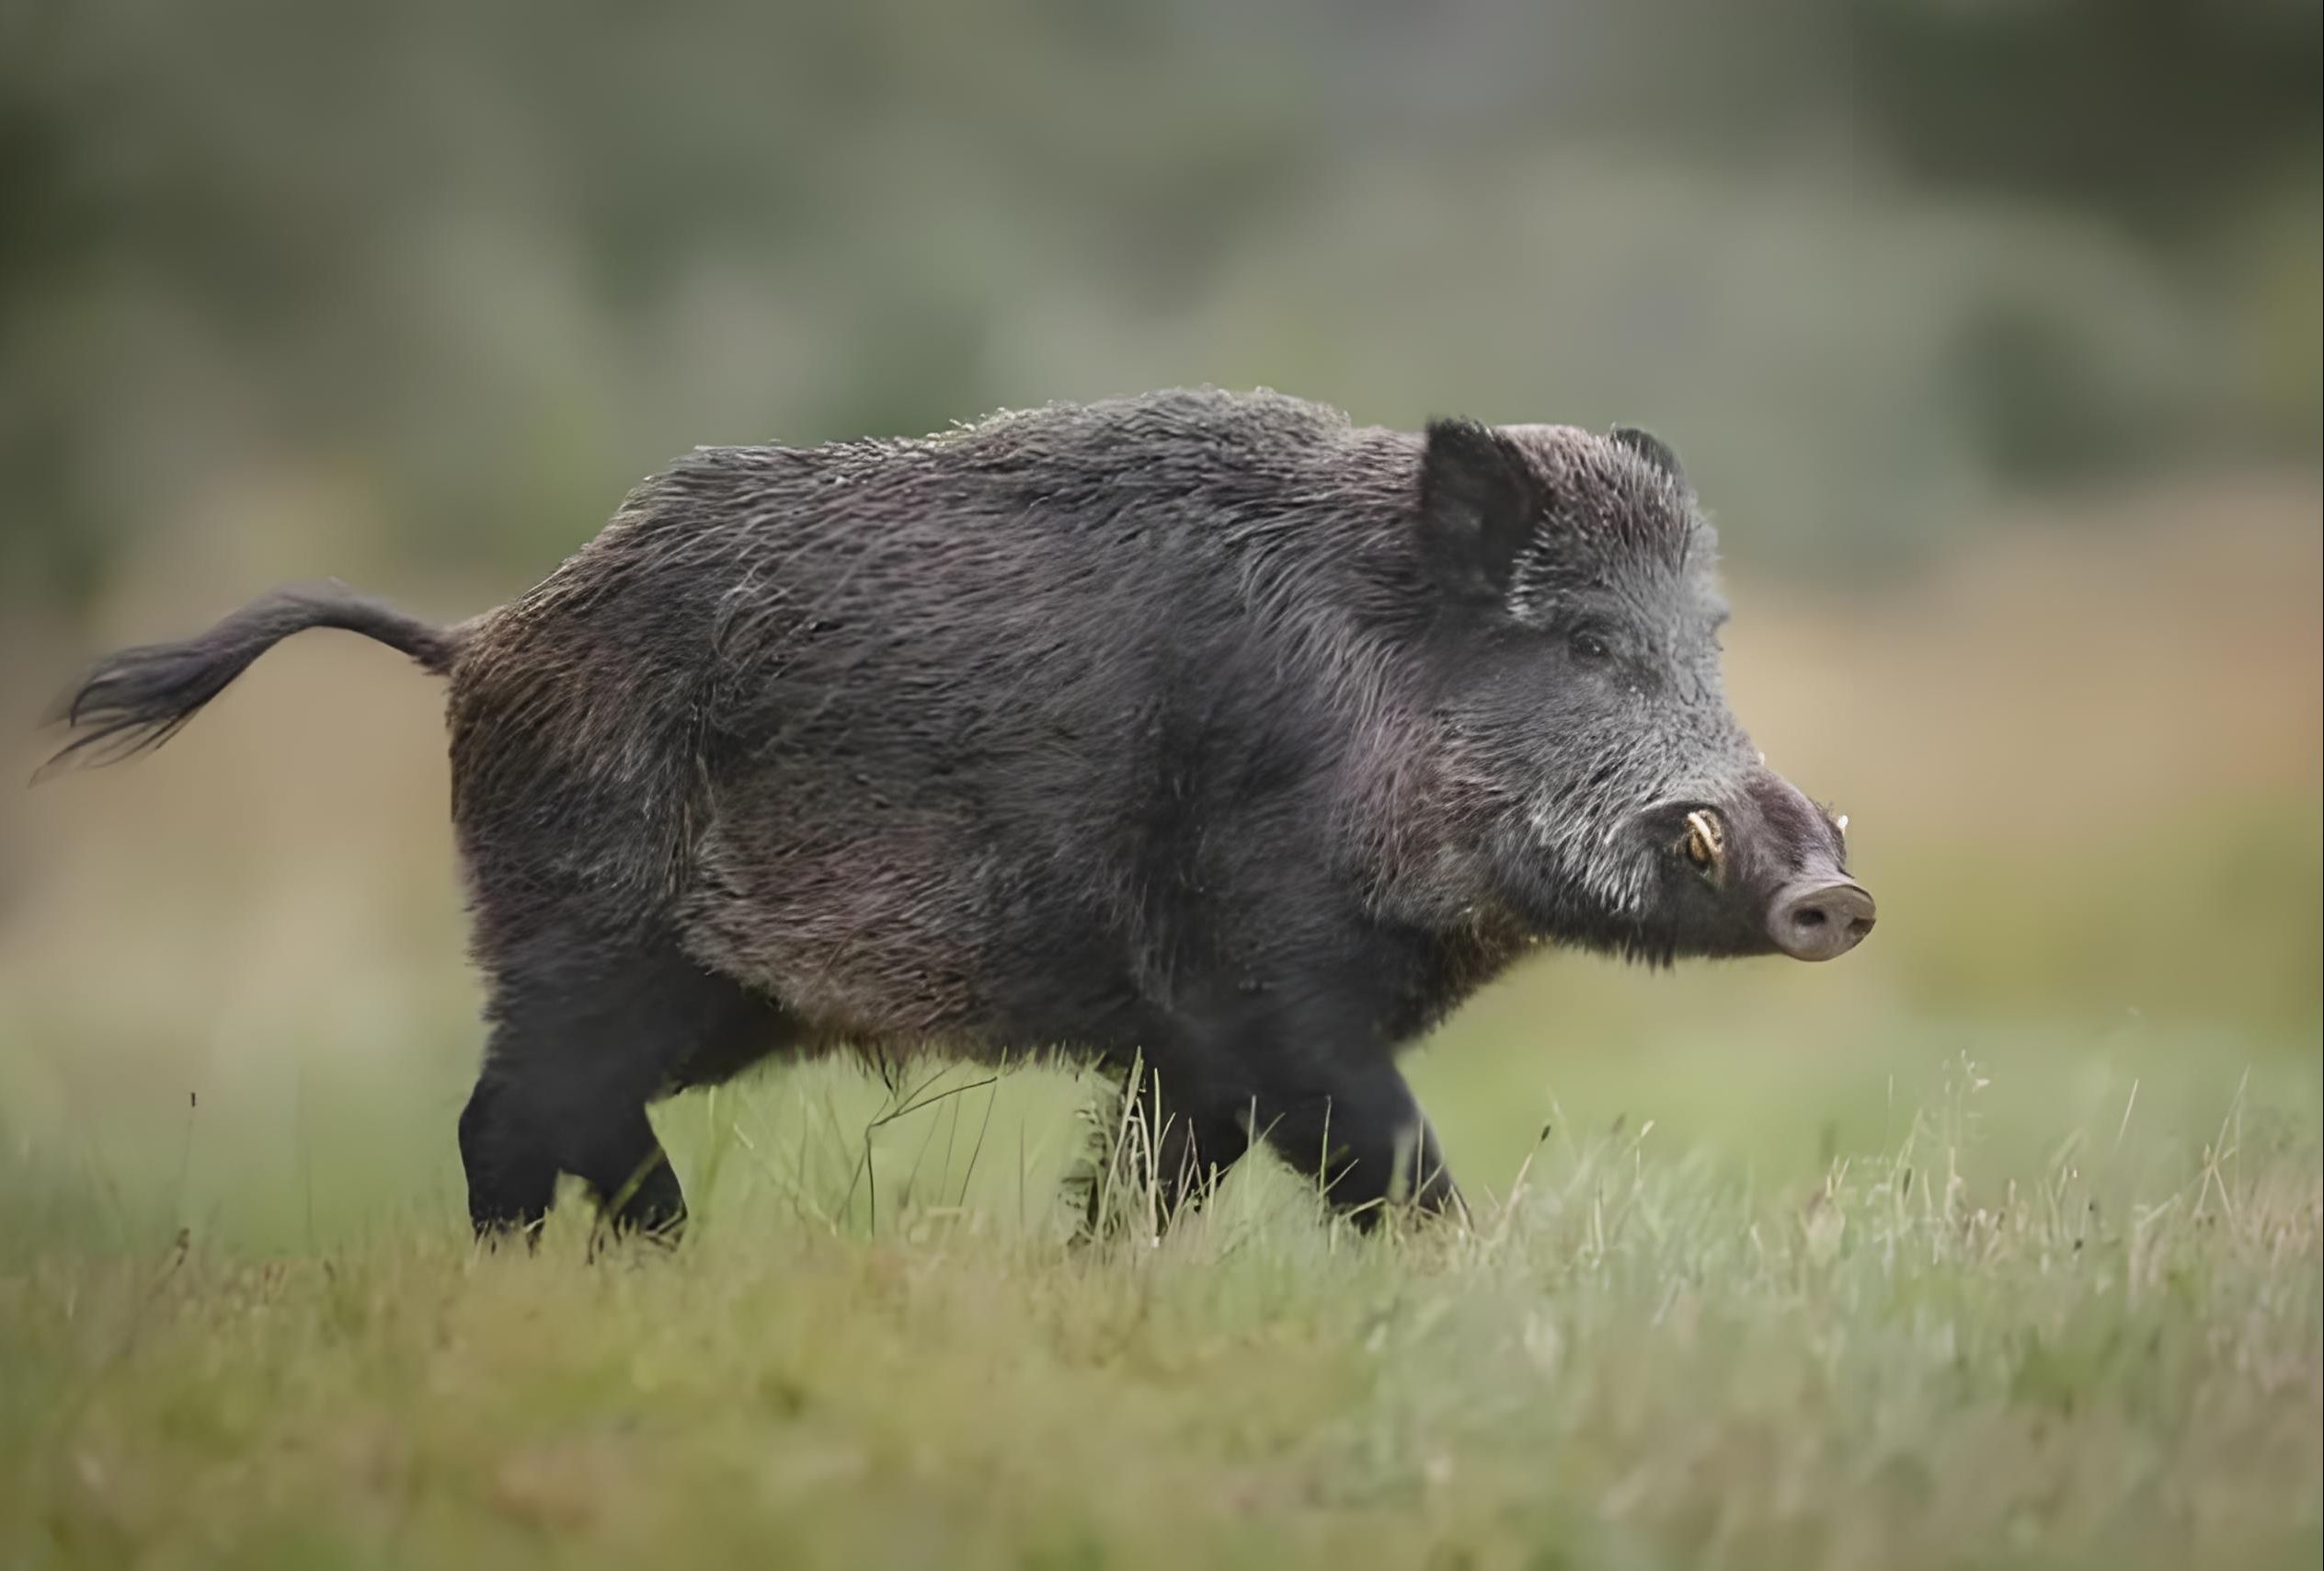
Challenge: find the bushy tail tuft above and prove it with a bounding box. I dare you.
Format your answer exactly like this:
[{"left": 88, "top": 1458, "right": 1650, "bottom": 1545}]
[{"left": 40, "top": 581, "right": 465, "bottom": 776}]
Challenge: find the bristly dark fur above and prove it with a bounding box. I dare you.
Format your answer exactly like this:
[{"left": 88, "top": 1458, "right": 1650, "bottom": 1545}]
[{"left": 40, "top": 387, "right": 1859, "bottom": 1244}]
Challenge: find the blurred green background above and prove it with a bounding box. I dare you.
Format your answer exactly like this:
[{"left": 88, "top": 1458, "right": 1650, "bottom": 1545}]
[{"left": 1, "top": 0, "right": 2317, "bottom": 1247}]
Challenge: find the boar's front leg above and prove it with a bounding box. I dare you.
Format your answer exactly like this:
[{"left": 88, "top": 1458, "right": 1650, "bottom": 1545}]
[
  {"left": 1155, "top": 993, "right": 1466, "bottom": 1229},
  {"left": 1082, "top": 1055, "right": 1254, "bottom": 1235},
  {"left": 1248, "top": 1054, "right": 1465, "bottom": 1229}
]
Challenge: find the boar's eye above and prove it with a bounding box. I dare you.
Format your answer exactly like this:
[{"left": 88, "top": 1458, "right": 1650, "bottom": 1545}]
[{"left": 1568, "top": 629, "right": 1612, "bottom": 661}]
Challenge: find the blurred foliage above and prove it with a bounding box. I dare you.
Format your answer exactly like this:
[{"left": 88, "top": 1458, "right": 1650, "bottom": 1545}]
[
  {"left": 2, "top": 0, "right": 2318, "bottom": 615},
  {"left": 1849, "top": 0, "right": 2320, "bottom": 238}
]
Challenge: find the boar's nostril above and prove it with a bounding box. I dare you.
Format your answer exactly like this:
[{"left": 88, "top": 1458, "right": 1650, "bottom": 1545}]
[{"left": 1767, "top": 880, "right": 1875, "bottom": 962}]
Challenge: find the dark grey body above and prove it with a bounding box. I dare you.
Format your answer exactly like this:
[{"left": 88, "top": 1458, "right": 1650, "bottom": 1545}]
[{"left": 46, "top": 388, "right": 1873, "bottom": 1240}]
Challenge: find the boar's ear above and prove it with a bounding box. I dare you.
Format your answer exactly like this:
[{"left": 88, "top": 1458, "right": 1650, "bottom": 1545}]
[
  {"left": 1418, "top": 419, "right": 1540, "bottom": 604},
  {"left": 1609, "top": 425, "right": 1686, "bottom": 487}
]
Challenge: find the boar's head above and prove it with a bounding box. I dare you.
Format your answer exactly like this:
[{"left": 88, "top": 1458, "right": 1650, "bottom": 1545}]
[{"left": 1407, "top": 419, "right": 1872, "bottom": 966}]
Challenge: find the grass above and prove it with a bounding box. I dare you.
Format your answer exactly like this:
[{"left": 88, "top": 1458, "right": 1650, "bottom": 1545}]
[{"left": 2, "top": 1036, "right": 2317, "bottom": 1571}]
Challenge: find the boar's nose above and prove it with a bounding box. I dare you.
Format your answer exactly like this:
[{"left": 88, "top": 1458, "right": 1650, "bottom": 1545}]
[{"left": 1766, "top": 878, "right": 1876, "bottom": 961}]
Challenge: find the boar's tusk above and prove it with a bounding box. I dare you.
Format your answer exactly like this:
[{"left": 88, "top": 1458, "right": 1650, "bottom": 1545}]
[{"left": 1684, "top": 809, "right": 1725, "bottom": 871}]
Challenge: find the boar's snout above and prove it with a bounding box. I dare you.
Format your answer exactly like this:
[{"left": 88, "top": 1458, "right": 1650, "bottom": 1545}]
[
  {"left": 1638, "top": 769, "right": 1877, "bottom": 962},
  {"left": 1765, "top": 877, "right": 1876, "bottom": 961},
  {"left": 1733, "top": 767, "right": 1876, "bottom": 962}
]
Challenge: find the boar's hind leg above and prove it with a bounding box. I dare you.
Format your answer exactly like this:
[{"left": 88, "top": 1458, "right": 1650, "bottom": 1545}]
[
  {"left": 462, "top": 932, "right": 790, "bottom": 1244},
  {"left": 459, "top": 1074, "right": 558, "bottom": 1243}
]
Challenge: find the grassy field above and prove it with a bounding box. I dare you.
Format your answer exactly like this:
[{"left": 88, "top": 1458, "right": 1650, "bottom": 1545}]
[
  {"left": 2, "top": 487, "right": 2318, "bottom": 1567},
  {"left": 2, "top": 1049, "right": 2317, "bottom": 1570}
]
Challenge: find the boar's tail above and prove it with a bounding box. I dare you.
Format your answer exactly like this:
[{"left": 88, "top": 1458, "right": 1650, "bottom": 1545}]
[{"left": 38, "top": 581, "right": 470, "bottom": 776}]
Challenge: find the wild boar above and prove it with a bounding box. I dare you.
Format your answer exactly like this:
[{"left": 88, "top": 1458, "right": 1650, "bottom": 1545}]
[{"left": 45, "top": 388, "right": 1873, "bottom": 1241}]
